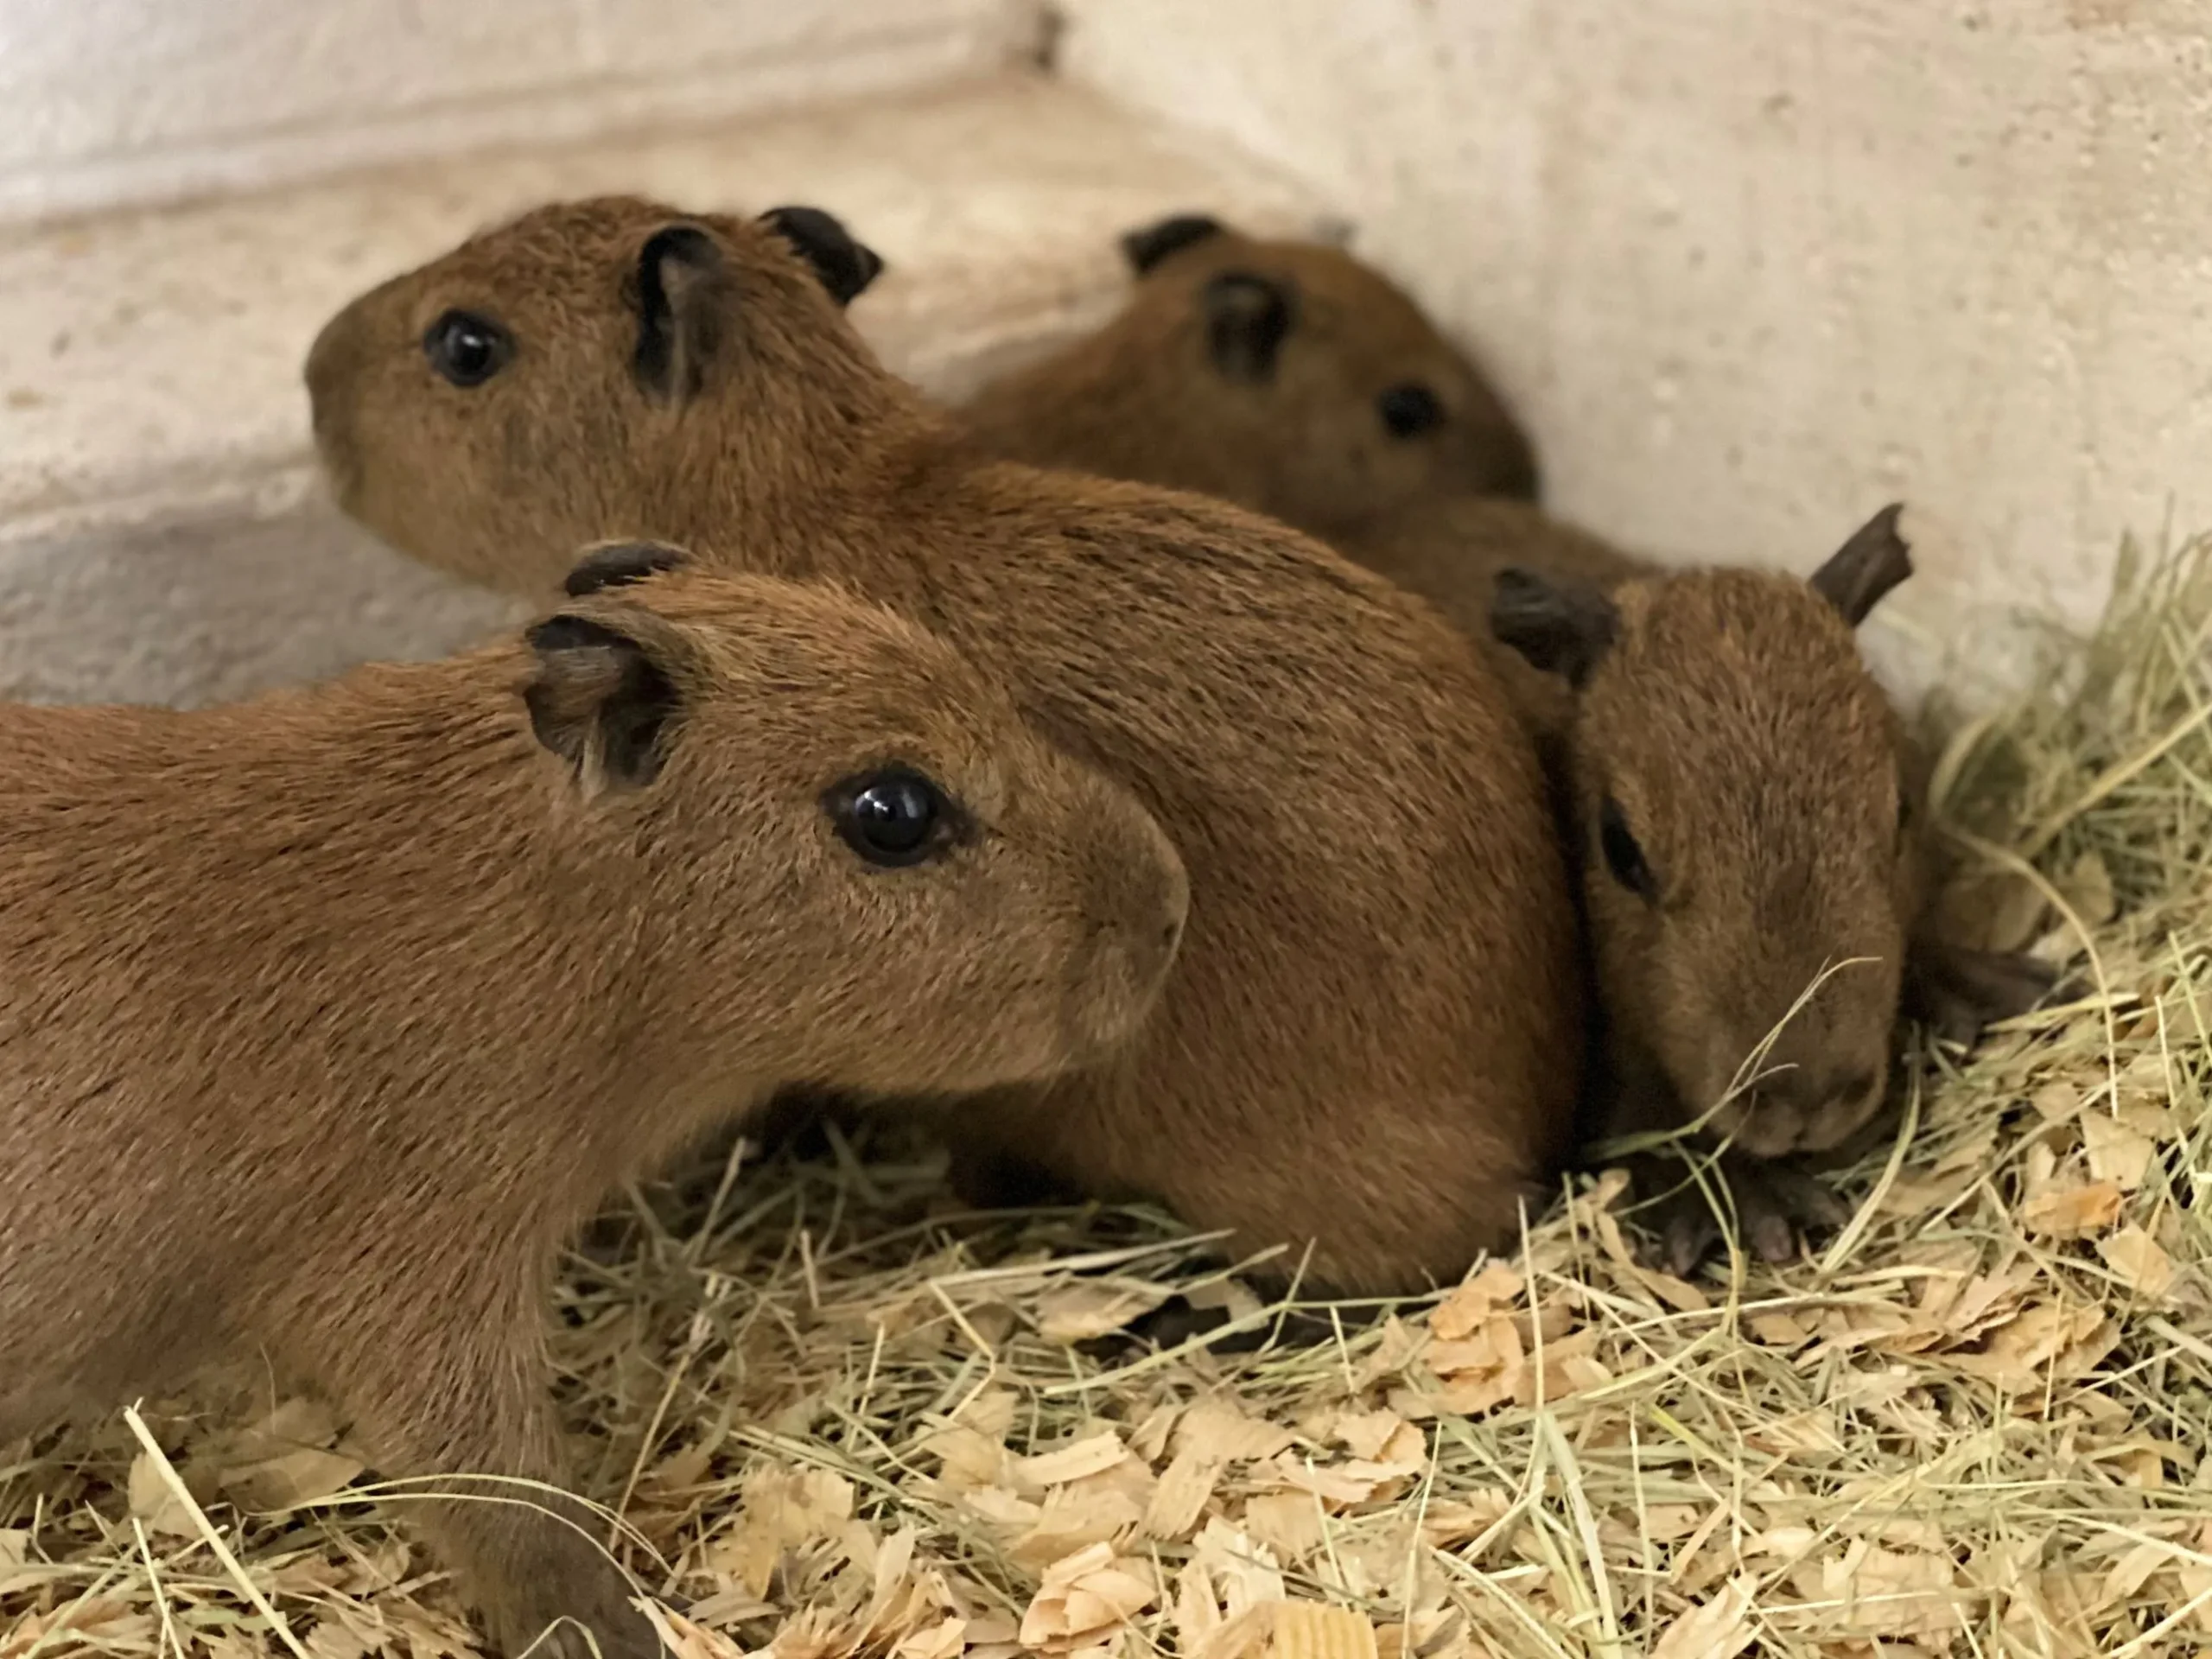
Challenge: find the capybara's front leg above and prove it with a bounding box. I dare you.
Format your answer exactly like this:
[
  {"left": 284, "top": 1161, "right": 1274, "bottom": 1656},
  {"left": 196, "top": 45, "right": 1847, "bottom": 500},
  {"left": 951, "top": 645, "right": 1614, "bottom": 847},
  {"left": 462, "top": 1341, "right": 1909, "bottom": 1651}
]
[{"left": 286, "top": 1279, "right": 659, "bottom": 1659}]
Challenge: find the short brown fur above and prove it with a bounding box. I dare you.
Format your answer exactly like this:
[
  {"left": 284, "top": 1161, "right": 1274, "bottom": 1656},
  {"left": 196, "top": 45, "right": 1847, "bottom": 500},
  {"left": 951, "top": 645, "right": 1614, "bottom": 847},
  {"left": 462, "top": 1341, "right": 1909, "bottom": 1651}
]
[
  {"left": 1457, "top": 504, "right": 2054, "bottom": 1264},
  {"left": 939, "top": 221, "right": 2051, "bottom": 1263},
  {"left": 1344, "top": 496, "right": 1648, "bottom": 743},
  {"left": 958, "top": 217, "right": 1539, "bottom": 542},
  {"left": 0, "top": 561, "right": 1189, "bottom": 1659},
  {"left": 305, "top": 194, "right": 1588, "bottom": 1296}
]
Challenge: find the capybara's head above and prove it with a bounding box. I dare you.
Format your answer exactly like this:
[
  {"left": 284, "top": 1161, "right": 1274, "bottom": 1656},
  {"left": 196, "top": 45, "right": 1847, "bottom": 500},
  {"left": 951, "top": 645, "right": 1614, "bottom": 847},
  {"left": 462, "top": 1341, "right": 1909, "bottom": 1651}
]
[
  {"left": 307, "top": 195, "right": 894, "bottom": 594},
  {"left": 527, "top": 543, "right": 1187, "bottom": 1093},
  {"left": 1491, "top": 506, "right": 1923, "bottom": 1156},
  {"left": 959, "top": 211, "right": 1537, "bottom": 537}
]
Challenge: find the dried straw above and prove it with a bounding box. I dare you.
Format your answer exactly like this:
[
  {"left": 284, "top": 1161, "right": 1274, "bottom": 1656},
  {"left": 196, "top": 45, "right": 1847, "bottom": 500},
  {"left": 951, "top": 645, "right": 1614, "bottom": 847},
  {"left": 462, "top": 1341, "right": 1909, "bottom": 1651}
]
[{"left": 7, "top": 533, "right": 2210, "bottom": 1659}]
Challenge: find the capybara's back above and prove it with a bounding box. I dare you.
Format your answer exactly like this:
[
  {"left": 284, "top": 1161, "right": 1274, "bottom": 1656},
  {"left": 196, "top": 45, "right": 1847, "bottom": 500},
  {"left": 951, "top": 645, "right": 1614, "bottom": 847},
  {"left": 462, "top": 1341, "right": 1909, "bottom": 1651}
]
[{"left": 302, "top": 194, "right": 1587, "bottom": 1291}]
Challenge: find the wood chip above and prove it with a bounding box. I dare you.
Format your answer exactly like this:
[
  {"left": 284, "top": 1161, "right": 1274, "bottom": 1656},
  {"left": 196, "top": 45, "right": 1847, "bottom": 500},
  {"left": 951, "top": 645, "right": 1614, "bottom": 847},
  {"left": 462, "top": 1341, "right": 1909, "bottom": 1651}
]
[
  {"left": 1128, "top": 1401, "right": 1183, "bottom": 1465},
  {"left": 1593, "top": 1207, "right": 1711, "bottom": 1312},
  {"left": 1266, "top": 1600, "right": 1379, "bottom": 1659},
  {"left": 1649, "top": 1573, "right": 1758, "bottom": 1659},
  {"left": 1416, "top": 1495, "right": 1511, "bottom": 1550},
  {"left": 2020, "top": 1180, "right": 2124, "bottom": 1238},
  {"left": 1013, "top": 1431, "right": 1130, "bottom": 1493},
  {"left": 2082, "top": 1112, "right": 2158, "bottom": 1191},
  {"left": 1036, "top": 1280, "right": 1173, "bottom": 1343},
  {"left": 923, "top": 1423, "right": 1007, "bottom": 1491},
  {"left": 125, "top": 1448, "right": 200, "bottom": 1539},
  {"left": 2031, "top": 1081, "right": 2082, "bottom": 1122},
  {"left": 1747, "top": 1311, "right": 1811, "bottom": 1347},
  {"left": 2098, "top": 1224, "right": 2177, "bottom": 1299},
  {"left": 894, "top": 1617, "right": 966, "bottom": 1659},
  {"left": 1141, "top": 1446, "right": 1222, "bottom": 1541},
  {"left": 1429, "top": 1263, "right": 1524, "bottom": 1340},
  {"left": 1821, "top": 1545, "right": 1972, "bottom": 1638},
  {"left": 1263, "top": 1452, "right": 1382, "bottom": 1507},
  {"left": 1019, "top": 1543, "right": 1159, "bottom": 1653},
  {"left": 1173, "top": 1402, "right": 1296, "bottom": 1465},
  {"left": 1241, "top": 1493, "right": 1328, "bottom": 1565},
  {"left": 0, "top": 1532, "right": 43, "bottom": 1601},
  {"left": 1949, "top": 1303, "right": 2113, "bottom": 1390},
  {"left": 1192, "top": 1518, "right": 1288, "bottom": 1613},
  {"left": 219, "top": 1446, "right": 366, "bottom": 1512},
  {"left": 2059, "top": 849, "right": 2117, "bottom": 927},
  {"left": 1008, "top": 1488, "right": 1144, "bottom": 1571}
]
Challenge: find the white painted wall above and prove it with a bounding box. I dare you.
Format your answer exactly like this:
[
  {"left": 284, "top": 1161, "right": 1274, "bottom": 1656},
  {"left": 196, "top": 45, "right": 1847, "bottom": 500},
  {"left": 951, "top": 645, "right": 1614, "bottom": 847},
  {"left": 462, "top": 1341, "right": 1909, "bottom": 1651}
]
[
  {"left": 0, "top": 0, "right": 1045, "bottom": 224},
  {"left": 1059, "top": 0, "right": 2212, "bottom": 704},
  {"left": 0, "top": 77, "right": 1320, "bottom": 708}
]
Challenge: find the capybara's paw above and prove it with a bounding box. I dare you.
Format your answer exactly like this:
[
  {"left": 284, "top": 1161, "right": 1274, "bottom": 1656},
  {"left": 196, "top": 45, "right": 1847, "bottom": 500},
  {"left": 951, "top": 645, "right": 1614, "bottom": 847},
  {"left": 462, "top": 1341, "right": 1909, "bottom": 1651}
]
[
  {"left": 1905, "top": 938, "right": 2064, "bottom": 1046},
  {"left": 941, "top": 1137, "right": 1086, "bottom": 1211},
  {"left": 481, "top": 1550, "right": 658, "bottom": 1659},
  {"left": 1623, "top": 1149, "right": 1852, "bottom": 1278}
]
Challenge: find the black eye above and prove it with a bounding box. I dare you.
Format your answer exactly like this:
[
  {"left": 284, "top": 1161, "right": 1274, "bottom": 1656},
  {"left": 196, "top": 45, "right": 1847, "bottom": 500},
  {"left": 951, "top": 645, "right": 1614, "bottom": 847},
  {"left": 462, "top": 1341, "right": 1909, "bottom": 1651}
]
[
  {"left": 829, "top": 768, "right": 956, "bottom": 868},
  {"left": 1598, "top": 796, "right": 1656, "bottom": 902},
  {"left": 423, "top": 309, "right": 511, "bottom": 388},
  {"left": 1377, "top": 381, "right": 1445, "bottom": 438}
]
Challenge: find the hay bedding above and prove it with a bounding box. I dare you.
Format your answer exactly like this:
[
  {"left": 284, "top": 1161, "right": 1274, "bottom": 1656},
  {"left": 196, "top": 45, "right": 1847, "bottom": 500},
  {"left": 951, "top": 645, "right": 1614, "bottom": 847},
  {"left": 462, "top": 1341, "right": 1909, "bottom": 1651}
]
[{"left": 5, "top": 539, "right": 2210, "bottom": 1659}]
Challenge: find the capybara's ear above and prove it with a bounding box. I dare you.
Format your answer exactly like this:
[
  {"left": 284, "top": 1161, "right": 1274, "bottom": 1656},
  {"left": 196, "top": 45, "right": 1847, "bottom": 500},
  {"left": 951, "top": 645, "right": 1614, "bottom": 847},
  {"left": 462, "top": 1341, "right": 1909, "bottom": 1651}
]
[
  {"left": 1489, "top": 568, "right": 1621, "bottom": 690},
  {"left": 632, "top": 223, "right": 732, "bottom": 404},
  {"left": 759, "top": 205, "right": 886, "bottom": 305},
  {"left": 1120, "top": 212, "right": 1225, "bottom": 275},
  {"left": 1202, "top": 271, "right": 1295, "bottom": 383},
  {"left": 1808, "top": 503, "right": 1913, "bottom": 628},
  {"left": 564, "top": 540, "right": 690, "bottom": 597},
  {"left": 524, "top": 610, "right": 686, "bottom": 791}
]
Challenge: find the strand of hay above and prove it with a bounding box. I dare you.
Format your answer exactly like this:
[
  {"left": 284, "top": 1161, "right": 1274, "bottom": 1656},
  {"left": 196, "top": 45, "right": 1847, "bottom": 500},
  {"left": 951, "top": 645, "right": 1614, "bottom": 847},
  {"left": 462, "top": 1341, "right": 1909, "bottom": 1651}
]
[{"left": 6, "top": 532, "right": 2210, "bottom": 1659}]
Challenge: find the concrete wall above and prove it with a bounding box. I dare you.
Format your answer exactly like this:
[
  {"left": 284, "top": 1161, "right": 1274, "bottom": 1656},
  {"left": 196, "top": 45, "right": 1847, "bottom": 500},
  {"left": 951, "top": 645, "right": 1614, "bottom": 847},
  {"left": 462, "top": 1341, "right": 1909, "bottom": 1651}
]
[
  {"left": 1060, "top": 0, "right": 2211, "bottom": 704},
  {"left": 0, "top": 0, "right": 1045, "bottom": 223},
  {"left": 0, "top": 76, "right": 1319, "bottom": 708}
]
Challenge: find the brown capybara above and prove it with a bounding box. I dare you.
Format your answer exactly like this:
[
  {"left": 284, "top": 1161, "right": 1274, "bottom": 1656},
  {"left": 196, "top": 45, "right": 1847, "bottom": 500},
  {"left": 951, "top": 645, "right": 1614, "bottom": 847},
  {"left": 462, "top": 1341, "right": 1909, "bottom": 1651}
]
[
  {"left": 1487, "top": 505, "right": 2058, "bottom": 1271},
  {"left": 0, "top": 545, "right": 1189, "bottom": 1659},
  {"left": 302, "top": 195, "right": 1589, "bottom": 1294},
  {"left": 1339, "top": 495, "right": 1647, "bottom": 748},
  {"left": 957, "top": 212, "right": 1540, "bottom": 540},
  {"left": 955, "top": 244, "right": 2050, "bottom": 1274}
]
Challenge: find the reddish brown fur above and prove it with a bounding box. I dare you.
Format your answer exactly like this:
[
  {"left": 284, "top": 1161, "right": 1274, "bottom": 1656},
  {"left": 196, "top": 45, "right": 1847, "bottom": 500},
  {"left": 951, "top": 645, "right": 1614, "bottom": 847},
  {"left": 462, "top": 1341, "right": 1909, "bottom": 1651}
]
[
  {"left": 0, "top": 563, "right": 1188, "bottom": 1659},
  {"left": 958, "top": 221, "right": 1538, "bottom": 542},
  {"left": 1344, "top": 497, "right": 1650, "bottom": 741},
  {"left": 1558, "top": 570, "right": 1918, "bottom": 1156},
  {"left": 944, "top": 222, "right": 2049, "bottom": 1253},
  {"left": 1373, "top": 504, "right": 2051, "bottom": 1192},
  {"left": 304, "top": 194, "right": 1588, "bottom": 1295},
  {"left": 1347, "top": 501, "right": 1923, "bottom": 1158}
]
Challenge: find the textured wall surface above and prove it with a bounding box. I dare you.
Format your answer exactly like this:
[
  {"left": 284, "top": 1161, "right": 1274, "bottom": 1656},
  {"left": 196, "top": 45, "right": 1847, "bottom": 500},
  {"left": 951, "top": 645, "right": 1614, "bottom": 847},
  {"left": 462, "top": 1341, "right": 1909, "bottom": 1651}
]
[
  {"left": 0, "top": 0, "right": 1045, "bottom": 222},
  {"left": 0, "top": 77, "right": 1318, "bottom": 707},
  {"left": 1061, "top": 0, "right": 2211, "bottom": 703}
]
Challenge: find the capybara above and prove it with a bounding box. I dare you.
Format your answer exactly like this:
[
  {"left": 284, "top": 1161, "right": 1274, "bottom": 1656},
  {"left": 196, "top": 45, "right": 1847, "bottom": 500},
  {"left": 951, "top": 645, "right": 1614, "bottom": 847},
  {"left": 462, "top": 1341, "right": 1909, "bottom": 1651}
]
[
  {"left": 303, "top": 195, "right": 1588, "bottom": 1294},
  {"left": 959, "top": 212, "right": 1539, "bottom": 538},
  {"left": 0, "top": 545, "right": 1187, "bottom": 1659}
]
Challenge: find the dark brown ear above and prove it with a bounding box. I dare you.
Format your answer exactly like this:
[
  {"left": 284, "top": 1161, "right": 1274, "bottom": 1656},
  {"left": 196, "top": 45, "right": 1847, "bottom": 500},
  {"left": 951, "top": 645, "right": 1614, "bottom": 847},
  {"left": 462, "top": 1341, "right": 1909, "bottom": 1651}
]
[
  {"left": 1204, "top": 272, "right": 1295, "bottom": 382},
  {"left": 565, "top": 541, "right": 689, "bottom": 597},
  {"left": 1809, "top": 502, "right": 1913, "bottom": 626},
  {"left": 760, "top": 206, "right": 885, "bottom": 305},
  {"left": 632, "top": 224, "right": 730, "bottom": 403},
  {"left": 1490, "top": 568, "right": 1620, "bottom": 690},
  {"left": 1122, "top": 213, "right": 1225, "bottom": 274},
  {"left": 524, "top": 613, "right": 683, "bottom": 790}
]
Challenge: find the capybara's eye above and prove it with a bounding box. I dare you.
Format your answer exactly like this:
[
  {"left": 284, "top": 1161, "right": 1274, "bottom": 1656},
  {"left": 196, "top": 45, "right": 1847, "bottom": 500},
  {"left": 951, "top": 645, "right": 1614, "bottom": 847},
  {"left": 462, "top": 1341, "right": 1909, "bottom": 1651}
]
[
  {"left": 828, "top": 767, "right": 957, "bottom": 868},
  {"left": 423, "top": 309, "right": 512, "bottom": 388},
  {"left": 1377, "top": 381, "right": 1445, "bottom": 438},
  {"left": 1598, "top": 795, "right": 1657, "bottom": 902}
]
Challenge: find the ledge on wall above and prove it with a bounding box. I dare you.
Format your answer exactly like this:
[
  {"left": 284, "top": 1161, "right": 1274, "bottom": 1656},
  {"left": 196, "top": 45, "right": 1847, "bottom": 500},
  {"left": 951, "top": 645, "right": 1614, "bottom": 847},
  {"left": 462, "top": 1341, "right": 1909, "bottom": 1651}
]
[{"left": 0, "top": 74, "right": 1323, "bottom": 707}]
